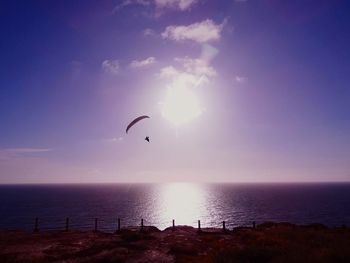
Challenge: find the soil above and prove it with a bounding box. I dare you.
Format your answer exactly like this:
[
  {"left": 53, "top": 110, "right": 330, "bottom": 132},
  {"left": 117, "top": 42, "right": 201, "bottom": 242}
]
[{"left": 0, "top": 223, "right": 349, "bottom": 262}]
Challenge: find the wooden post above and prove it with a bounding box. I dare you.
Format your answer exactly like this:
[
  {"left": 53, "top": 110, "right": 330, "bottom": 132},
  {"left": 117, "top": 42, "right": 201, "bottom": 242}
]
[
  {"left": 117, "top": 218, "right": 121, "bottom": 232},
  {"left": 33, "top": 217, "right": 39, "bottom": 232},
  {"left": 223, "top": 221, "right": 226, "bottom": 232},
  {"left": 65, "top": 217, "right": 69, "bottom": 232},
  {"left": 141, "top": 218, "right": 144, "bottom": 232},
  {"left": 172, "top": 219, "right": 175, "bottom": 231},
  {"left": 94, "top": 218, "right": 98, "bottom": 232},
  {"left": 198, "top": 220, "right": 201, "bottom": 232},
  {"left": 253, "top": 221, "right": 256, "bottom": 229}
]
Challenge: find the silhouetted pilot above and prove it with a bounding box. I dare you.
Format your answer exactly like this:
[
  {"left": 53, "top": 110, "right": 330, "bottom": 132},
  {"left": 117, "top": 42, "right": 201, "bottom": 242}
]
[{"left": 145, "top": 136, "right": 150, "bottom": 142}]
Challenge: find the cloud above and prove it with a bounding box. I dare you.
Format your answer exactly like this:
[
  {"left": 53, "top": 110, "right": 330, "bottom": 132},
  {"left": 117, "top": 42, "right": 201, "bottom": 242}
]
[
  {"left": 175, "top": 57, "right": 216, "bottom": 77},
  {"left": 159, "top": 65, "right": 210, "bottom": 89},
  {"left": 158, "top": 57, "right": 217, "bottom": 91},
  {"left": 113, "top": 0, "right": 151, "bottom": 12},
  {"left": 142, "top": 28, "right": 157, "bottom": 37},
  {"left": 162, "top": 19, "right": 224, "bottom": 43},
  {"left": 159, "top": 66, "right": 179, "bottom": 78},
  {"left": 159, "top": 67, "right": 197, "bottom": 85},
  {"left": 0, "top": 148, "right": 52, "bottom": 160},
  {"left": 129, "top": 57, "right": 156, "bottom": 68},
  {"left": 143, "top": 28, "right": 157, "bottom": 37},
  {"left": 4, "top": 148, "right": 51, "bottom": 153},
  {"left": 170, "top": 44, "right": 218, "bottom": 81},
  {"left": 159, "top": 44, "right": 219, "bottom": 87},
  {"left": 101, "top": 60, "right": 120, "bottom": 75},
  {"left": 101, "top": 57, "right": 156, "bottom": 73},
  {"left": 201, "top": 43, "right": 219, "bottom": 61},
  {"left": 235, "top": 76, "right": 248, "bottom": 83},
  {"left": 102, "top": 137, "right": 124, "bottom": 144},
  {"left": 157, "top": 44, "right": 218, "bottom": 125},
  {"left": 114, "top": 0, "right": 197, "bottom": 12},
  {"left": 154, "top": 0, "right": 197, "bottom": 11}
]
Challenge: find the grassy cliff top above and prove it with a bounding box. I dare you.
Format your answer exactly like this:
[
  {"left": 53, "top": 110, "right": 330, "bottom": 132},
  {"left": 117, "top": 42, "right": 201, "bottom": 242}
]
[{"left": 0, "top": 223, "right": 350, "bottom": 263}]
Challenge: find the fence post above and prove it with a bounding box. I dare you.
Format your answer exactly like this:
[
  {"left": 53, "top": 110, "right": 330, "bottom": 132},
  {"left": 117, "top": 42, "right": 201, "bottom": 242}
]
[
  {"left": 33, "top": 217, "right": 39, "bottom": 232},
  {"left": 117, "top": 218, "right": 121, "bottom": 232},
  {"left": 65, "top": 217, "right": 69, "bottom": 232},
  {"left": 253, "top": 221, "right": 256, "bottom": 229},
  {"left": 141, "top": 218, "right": 144, "bottom": 232},
  {"left": 223, "top": 221, "right": 226, "bottom": 232},
  {"left": 94, "top": 218, "right": 98, "bottom": 232},
  {"left": 198, "top": 220, "right": 201, "bottom": 232},
  {"left": 172, "top": 219, "right": 175, "bottom": 231}
]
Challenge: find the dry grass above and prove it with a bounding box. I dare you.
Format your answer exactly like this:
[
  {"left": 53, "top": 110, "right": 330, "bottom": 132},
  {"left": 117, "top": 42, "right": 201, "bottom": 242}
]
[{"left": 0, "top": 224, "right": 350, "bottom": 262}]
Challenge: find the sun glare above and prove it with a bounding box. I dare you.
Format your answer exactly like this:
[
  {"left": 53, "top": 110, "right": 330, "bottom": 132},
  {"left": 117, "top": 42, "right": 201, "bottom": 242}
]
[
  {"left": 156, "top": 183, "right": 208, "bottom": 228},
  {"left": 161, "top": 85, "right": 203, "bottom": 126}
]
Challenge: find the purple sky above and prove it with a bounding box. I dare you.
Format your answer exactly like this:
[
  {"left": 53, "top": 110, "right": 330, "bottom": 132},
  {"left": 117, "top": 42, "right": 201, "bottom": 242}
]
[{"left": 0, "top": 0, "right": 349, "bottom": 183}]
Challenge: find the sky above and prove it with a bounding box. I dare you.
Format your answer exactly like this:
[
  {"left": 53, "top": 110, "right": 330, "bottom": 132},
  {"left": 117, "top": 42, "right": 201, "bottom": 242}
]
[{"left": 0, "top": 0, "right": 349, "bottom": 183}]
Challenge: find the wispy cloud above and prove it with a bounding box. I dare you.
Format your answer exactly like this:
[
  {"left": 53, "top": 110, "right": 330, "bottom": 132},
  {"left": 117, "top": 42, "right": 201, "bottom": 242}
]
[
  {"left": 162, "top": 19, "right": 224, "bottom": 43},
  {"left": 114, "top": 0, "right": 197, "bottom": 12},
  {"left": 154, "top": 0, "right": 197, "bottom": 11},
  {"left": 159, "top": 66, "right": 198, "bottom": 86},
  {"left": 158, "top": 61, "right": 214, "bottom": 90},
  {"left": 143, "top": 28, "right": 157, "bottom": 37},
  {"left": 113, "top": 0, "right": 151, "bottom": 12},
  {"left": 101, "top": 57, "right": 156, "bottom": 74},
  {"left": 157, "top": 43, "right": 219, "bottom": 126},
  {"left": 159, "top": 44, "right": 219, "bottom": 85},
  {"left": 129, "top": 57, "right": 156, "bottom": 69},
  {"left": 0, "top": 148, "right": 52, "bottom": 160},
  {"left": 4, "top": 148, "right": 52, "bottom": 153},
  {"left": 103, "top": 137, "right": 124, "bottom": 143},
  {"left": 101, "top": 60, "right": 120, "bottom": 75},
  {"left": 235, "top": 76, "right": 248, "bottom": 83},
  {"left": 159, "top": 65, "right": 180, "bottom": 78},
  {"left": 175, "top": 57, "right": 216, "bottom": 78}
]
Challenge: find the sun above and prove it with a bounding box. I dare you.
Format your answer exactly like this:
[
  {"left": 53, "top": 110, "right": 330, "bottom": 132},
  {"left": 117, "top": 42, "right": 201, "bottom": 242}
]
[{"left": 161, "top": 85, "right": 203, "bottom": 126}]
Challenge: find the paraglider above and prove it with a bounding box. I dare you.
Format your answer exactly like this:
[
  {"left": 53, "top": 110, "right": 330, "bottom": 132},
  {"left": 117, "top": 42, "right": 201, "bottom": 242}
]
[
  {"left": 126, "top": 115, "right": 150, "bottom": 142},
  {"left": 126, "top": 115, "right": 150, "bottom": 133}
]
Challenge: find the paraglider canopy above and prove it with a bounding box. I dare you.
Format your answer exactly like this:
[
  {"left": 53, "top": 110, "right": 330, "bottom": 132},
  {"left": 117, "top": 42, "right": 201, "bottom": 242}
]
[{"left": 126, "top": 115, "right": 150, "bottom": 134}]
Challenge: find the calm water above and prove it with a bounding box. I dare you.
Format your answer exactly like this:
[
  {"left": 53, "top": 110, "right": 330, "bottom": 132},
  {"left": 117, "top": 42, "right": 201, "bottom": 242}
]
[{"left": 0, "top": 183, "right": 349, "bottom": 232}]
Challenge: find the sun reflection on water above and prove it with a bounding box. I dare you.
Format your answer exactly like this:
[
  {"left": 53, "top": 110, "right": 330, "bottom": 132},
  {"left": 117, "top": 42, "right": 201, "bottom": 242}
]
[{"left": 154, "top": 183, "right": 209, "bottom": 229}]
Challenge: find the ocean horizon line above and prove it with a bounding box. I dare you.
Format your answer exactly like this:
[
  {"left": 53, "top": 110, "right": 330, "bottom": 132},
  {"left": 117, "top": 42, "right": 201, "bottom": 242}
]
[{"left": 0, "top": 181, "right": 350, "bottom": 186}]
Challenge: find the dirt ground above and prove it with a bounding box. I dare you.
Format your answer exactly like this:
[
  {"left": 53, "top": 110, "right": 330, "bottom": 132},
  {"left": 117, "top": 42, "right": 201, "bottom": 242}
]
[{"left": 1, "top": 223, "right": 350, "bottom": 263}]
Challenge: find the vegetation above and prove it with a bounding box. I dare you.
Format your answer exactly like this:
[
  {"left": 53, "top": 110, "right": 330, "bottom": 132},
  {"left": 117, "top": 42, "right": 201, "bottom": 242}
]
[{"left": 0, "top": 223, "right": 350, "bottom": 262}]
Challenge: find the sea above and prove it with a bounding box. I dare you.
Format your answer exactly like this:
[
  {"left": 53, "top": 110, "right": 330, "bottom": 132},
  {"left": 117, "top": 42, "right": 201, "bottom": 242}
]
[{"left": 0, "top": 183, "right": 349, "bottom": 232}]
